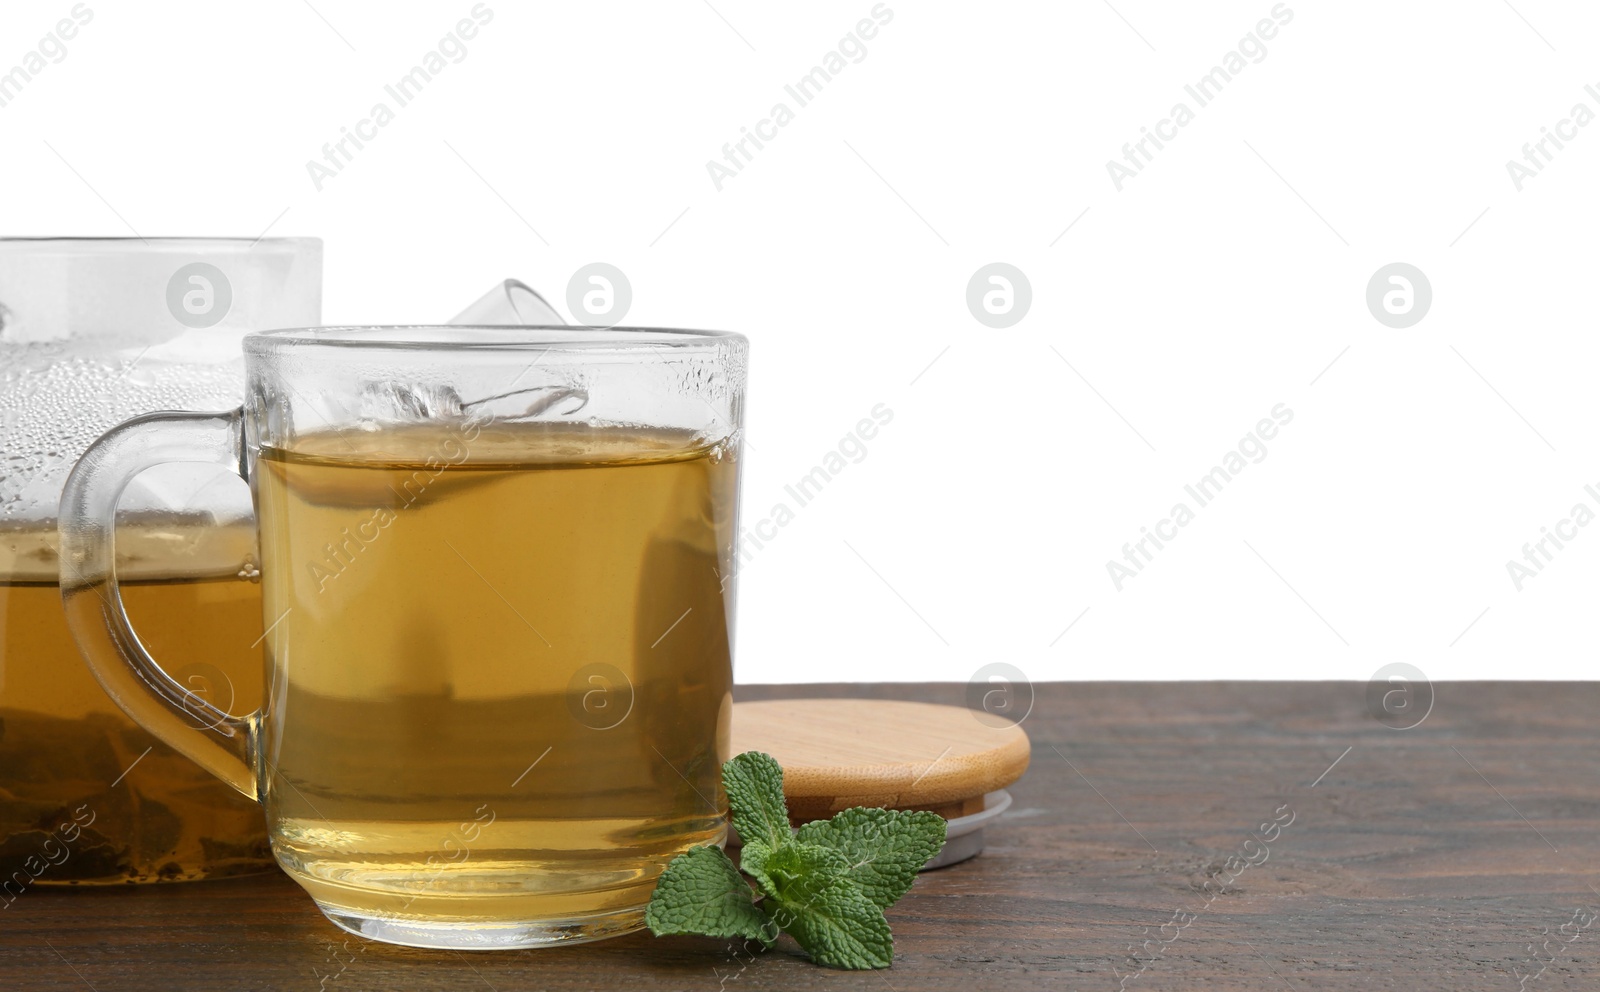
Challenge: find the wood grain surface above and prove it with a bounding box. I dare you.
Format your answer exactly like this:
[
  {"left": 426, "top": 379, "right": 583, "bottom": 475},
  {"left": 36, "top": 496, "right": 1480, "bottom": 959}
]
[{"left": 3, "top": 681, "right": 1597, "bottom": 992}]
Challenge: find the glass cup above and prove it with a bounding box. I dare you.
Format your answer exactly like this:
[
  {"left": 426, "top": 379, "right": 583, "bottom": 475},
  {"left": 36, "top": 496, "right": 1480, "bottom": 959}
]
[
  {"left": 59, "top": 325, "right": 746, "bottom": 948},
  {"left": 0, "top": 237, "right": 320, "bottom": 887}
]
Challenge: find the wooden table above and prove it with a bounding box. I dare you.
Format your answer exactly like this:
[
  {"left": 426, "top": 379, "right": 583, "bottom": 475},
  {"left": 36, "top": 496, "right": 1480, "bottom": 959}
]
[{"left": 4, "top": 682, "right": 1596, "bottom": 991}]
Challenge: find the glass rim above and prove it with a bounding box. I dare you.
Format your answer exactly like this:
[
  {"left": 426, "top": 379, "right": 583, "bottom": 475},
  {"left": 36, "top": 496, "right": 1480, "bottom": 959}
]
[
  {"left": 0, "top": 236, "right": 320, "bottom": 251},
  {"left": 244, "top": 325, "right": 745, "bottom": 354}
]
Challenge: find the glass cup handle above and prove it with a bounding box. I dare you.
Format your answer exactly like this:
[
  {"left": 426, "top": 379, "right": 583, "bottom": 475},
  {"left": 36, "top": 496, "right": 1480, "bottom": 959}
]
[{"left": 57, "top": 407, "right": 260, "bottom": 801}]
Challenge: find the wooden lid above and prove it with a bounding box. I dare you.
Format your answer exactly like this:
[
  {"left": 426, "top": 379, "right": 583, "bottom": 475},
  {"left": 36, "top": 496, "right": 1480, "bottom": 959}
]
[{"left": 730, "top": 699, "right": 1031, "bottom": 821}]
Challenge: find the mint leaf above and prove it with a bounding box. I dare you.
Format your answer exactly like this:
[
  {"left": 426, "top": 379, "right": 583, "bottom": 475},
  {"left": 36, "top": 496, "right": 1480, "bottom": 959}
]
[
  {"left": 645, "top": 846, "right": 773, "bottom": 946},
  {"left": 762, "top": 865, "right": 893, "bottom": 970},
  {"left": 795, "top": 807, "right": 947, "bottom": 910},
  {"left": 740, "top": 839, "right": 848, "bottom": 902},
  {"left": 737, "top": 838, "right": 776, "bottom": 892},
  {"left": 723, "top": 751, "right": 791, "bottom": 850},
  {"left": 741, "top": 831, "right": 893, "bottom": 969}
]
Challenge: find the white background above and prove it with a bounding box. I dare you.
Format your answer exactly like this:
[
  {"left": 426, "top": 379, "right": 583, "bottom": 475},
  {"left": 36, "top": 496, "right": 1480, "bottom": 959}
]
[{"left": 5, "top": 0, "right": 1598, "bottom": 684}]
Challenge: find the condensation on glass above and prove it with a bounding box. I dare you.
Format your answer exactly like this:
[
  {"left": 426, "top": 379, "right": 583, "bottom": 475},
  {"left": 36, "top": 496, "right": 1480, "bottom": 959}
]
[{"left": 0, "top": 238, "right": 320, "bottom": 887}]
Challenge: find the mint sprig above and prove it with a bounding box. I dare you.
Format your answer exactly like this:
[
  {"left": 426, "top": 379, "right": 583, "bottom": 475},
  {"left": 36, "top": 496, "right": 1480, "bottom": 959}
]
[{"left": 645, "top": 751, "right": 948, "bottom": 970}]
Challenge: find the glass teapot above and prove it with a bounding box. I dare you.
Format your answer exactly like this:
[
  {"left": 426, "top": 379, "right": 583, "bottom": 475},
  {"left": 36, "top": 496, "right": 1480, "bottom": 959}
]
[{"left": 0, "top": 237, "right": 320, "bottom": 886}]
